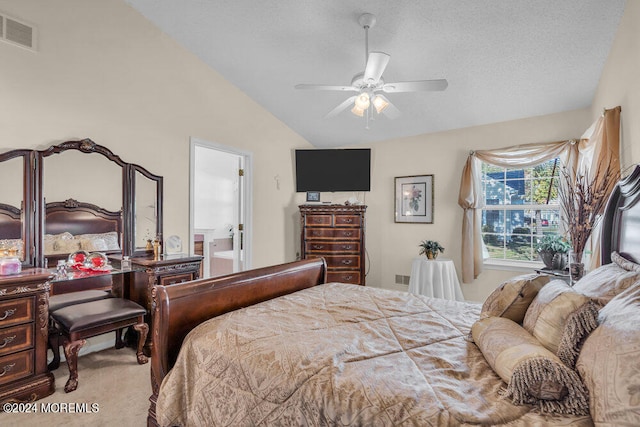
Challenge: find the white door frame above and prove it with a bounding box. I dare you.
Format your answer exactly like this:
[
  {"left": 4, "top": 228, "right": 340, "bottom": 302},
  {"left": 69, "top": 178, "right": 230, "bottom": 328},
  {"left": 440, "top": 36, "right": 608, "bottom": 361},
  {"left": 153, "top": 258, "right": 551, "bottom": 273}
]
[{"left": 189, "top": 137, "right": 253, "bottom": 273}]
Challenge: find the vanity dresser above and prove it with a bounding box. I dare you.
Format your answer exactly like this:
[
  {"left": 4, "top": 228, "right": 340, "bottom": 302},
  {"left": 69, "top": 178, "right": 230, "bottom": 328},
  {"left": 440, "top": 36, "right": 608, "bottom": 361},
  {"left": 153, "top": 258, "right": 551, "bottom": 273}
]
[
  {"left": 111, "top": 254, "right": 203, "bottom": 356},
  {"left": 0, "top": 269, "right": 55, "bottom": 405},
  {"left": 299, "top": 204, "right": 367, "bottom": 286}
]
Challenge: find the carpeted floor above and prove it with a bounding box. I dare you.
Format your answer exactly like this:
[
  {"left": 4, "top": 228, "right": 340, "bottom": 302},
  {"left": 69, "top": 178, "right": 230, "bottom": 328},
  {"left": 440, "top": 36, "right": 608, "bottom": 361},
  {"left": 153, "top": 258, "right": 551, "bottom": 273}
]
[{"left": 2, "top": 347, "right": 150, "bottom": 427}]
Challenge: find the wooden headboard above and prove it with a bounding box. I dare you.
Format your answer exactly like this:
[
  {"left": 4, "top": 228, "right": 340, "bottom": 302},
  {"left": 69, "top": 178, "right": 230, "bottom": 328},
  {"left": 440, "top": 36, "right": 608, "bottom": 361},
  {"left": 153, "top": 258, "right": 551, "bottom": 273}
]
[
  {"left": 601, "top": 165, "right": 640, "bottom": 265},
  {"left": 0, "top": 203, "right": 21, "bottom": 239},
  {"left": 45, "top": 198, "right": 122, "bottom": 237}
]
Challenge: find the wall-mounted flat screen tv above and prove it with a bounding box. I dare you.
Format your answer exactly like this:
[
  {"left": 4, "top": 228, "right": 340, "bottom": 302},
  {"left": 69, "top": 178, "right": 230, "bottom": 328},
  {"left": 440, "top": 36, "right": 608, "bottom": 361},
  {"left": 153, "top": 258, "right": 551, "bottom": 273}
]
[{"left": 295, "top": 148, "right": 371, "bottom": 192}]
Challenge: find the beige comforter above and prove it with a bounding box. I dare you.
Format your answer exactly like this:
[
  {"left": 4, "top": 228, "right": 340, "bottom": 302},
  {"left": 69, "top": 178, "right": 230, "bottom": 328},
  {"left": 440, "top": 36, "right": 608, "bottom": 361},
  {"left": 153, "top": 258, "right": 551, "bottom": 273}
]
[{"left": 157, "top": 283, "right": 592, "bottom": 426}]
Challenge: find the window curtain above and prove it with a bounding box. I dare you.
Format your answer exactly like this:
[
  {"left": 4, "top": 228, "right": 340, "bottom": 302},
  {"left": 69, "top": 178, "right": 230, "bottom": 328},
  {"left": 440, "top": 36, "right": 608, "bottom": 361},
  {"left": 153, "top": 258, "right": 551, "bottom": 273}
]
[
  {"left": 457, "top": 140, "right": 574, "bottom": 283},
  {"left": 457, "top": 106, "right": 621, "bottom": 283},
  {"left": 565, "top": 106, "right": 621, "bottom": 270}
]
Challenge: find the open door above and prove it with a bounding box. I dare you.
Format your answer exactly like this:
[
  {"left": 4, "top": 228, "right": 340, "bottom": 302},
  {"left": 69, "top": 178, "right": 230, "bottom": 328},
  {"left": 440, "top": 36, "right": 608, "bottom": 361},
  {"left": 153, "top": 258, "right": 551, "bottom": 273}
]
[{"left": 190, "top": 138, "right": 251, "bottom": 278}]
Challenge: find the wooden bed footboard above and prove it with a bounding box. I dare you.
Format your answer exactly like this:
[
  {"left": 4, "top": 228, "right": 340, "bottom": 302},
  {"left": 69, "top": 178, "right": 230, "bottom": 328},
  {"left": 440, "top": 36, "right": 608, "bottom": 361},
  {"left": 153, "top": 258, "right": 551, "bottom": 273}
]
[{"left": 147, "top": 258, "right": 327, "bottom": 426}]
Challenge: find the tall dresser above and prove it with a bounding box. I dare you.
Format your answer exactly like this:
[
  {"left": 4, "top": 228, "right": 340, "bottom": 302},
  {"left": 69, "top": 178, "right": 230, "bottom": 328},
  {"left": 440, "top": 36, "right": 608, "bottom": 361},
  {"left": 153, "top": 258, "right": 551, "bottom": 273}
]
[
  {"left": 300, "top": 204, "right": 367, "bottom": 286},
  {"left": 0, "top": 269, "right": 55, "bottom": 405}
]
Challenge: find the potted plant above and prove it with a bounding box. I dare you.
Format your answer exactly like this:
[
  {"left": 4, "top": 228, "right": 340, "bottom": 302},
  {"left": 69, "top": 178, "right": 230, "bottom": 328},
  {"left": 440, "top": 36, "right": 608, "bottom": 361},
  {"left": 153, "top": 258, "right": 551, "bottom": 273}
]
[
  {"left": 419, "top": 240, "right": 444, "bottom": 259},
  {"left": 536, "top": 235, "right": 571, "bottom": 270}
]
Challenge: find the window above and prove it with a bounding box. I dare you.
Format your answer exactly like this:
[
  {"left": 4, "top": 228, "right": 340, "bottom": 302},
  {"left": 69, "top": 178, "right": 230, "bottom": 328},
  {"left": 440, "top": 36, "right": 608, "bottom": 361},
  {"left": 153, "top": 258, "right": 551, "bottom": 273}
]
[{"left": 481, "top": 159, "right": 561, "bottom": 262}]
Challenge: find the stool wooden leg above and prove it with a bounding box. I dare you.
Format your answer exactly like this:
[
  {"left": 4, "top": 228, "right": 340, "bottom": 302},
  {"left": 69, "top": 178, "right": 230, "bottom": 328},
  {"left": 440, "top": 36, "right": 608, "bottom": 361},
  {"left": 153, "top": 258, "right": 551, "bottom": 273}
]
[
  {"left": 133, "top": 322, "right": 149, "bottom": 365},
  {"left": 115, "top": 328, "right": 125, "bottom": 349},
  {"left": 62, "top": 338, "right": 86, "bottom": 393},
  {"left": 47, "top": 331, "right": 61, "bottom": 371}
]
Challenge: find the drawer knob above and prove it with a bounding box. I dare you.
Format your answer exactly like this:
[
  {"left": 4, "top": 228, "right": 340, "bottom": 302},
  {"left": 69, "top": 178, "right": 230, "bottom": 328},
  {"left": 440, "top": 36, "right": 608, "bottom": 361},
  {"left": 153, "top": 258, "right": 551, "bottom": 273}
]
[
  {"left": 343, "top": 232, "right": 352, "bottom": 237},
  {"left": 342, "top": 245, "right": 352, "bottom": 250},
  {"left": 0, "top": 335, "right": 16, "bottom": 349},
  {"left": 343, "top": 275, "right": 353, "bottom": 280},
  {"left": 341, "top": 259, "right": 353, "bottom": 265},
  {"left": 0, "top": 309, "right": 16, "bottom": 321},
  {"left": 312, "top": 245, "right": 324, "bottom": 250},
  {"left": 0, "top": 363, "right": 15, "bottom": 377},
  {"left": 343, "top": 218, "right": 353, "bottom": 223},
  {"left": 312, "top": 231, "right": 321, "bottom": 236}
]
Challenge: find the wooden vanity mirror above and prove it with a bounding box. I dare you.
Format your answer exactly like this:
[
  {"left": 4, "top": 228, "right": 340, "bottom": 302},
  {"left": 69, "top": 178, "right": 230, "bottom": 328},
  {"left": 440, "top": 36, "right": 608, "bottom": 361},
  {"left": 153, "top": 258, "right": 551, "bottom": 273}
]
[
  {"left": 0, "top": 139, "right": 163, "bottom": 267},
  {"left": 0, "top": 150, "right": 33, "bottom": 264}
]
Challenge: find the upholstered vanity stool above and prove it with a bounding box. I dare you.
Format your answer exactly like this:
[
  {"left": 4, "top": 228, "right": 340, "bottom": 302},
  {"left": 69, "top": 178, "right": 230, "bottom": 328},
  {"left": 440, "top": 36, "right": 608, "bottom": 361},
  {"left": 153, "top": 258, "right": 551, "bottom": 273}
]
[
  {"left": 47, "top": 290, "right": 113, "bottom": 371},
  {"left": 48, "top": 297, "right": 148, "bottom": 392}
]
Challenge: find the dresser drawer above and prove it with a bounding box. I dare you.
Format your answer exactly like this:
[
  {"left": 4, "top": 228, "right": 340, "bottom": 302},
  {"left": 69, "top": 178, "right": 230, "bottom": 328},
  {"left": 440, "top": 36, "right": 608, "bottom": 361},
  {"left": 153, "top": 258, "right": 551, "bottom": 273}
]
[
  {"left": 321, "top": 255, "right": 361, "bottom": 269},
  {"left": 334, "top": 215, "right": 361, "bottom": 227},
  {"left": 304, "top": 215, "right": 332, "bottom": 227},
  {"left": 305, "top": 242, "right": 360, "bottom": 253},
  {"left": 0, "top": 350, "right": 33, "bottom": 386},
  {"left": 0, "top": 324, "right": 33, "bottom": 357},
  {"left": 0, "top": 297, "right": 34, "bottom": 328},
  {"left": 304, "top": 228, "right": 361, "bottom": 240},
  {"left": 158, "top": 273, "right": 194, "bottom": 287},
  {"left": 326, "top": 271, "right": 361, "bottom": 285}
]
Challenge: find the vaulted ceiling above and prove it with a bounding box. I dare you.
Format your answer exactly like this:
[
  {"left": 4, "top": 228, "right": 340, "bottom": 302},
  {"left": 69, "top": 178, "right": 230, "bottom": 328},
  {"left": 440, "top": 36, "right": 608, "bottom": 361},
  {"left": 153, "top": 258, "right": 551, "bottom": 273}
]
[{"left": 125, "top": 0, "right": 626, "bottom": 148}]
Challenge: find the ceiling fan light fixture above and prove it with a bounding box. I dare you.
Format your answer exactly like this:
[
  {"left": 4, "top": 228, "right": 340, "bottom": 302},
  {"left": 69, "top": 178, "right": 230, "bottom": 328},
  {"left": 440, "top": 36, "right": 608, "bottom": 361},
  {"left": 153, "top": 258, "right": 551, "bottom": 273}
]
[
  {"left": 351, "top": 105, "right": 365, "bottom": 117},
  {"left": 354, "top": 93, "right": 370, "bottom": 110},
  {"left": 372, "top": 95, "right": 389, "bottom": 113}
]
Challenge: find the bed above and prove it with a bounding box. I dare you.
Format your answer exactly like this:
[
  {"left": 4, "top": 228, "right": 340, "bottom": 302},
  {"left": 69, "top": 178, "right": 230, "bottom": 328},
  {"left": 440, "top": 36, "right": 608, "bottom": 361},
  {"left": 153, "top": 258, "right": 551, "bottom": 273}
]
[
  {"left": 148, "top": 166, "right": 640, "bottom": 426},
  {"left": 39, "top": 198, "right": 122, "bottom": 294}
]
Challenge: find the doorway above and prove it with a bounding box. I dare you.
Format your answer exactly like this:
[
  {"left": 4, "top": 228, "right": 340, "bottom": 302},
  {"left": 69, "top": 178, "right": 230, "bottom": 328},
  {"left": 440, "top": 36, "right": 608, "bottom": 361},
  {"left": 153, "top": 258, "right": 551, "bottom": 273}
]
[{"left": 190, "top": 138, "right": 252, "bottom": 278}]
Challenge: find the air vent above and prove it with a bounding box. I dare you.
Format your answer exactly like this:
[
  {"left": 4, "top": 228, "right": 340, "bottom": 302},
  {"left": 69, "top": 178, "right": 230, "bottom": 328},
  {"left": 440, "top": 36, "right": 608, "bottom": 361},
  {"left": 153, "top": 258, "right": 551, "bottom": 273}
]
[{"left": 1, "top": 12, "right": 37, "bottom": 51}]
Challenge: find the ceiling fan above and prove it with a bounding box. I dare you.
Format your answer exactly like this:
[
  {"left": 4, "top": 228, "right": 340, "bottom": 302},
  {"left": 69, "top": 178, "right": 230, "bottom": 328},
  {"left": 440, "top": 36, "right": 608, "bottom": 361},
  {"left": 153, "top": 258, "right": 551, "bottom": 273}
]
[{"left": 295, "top": 13, "right": 448, "bottom": 127}]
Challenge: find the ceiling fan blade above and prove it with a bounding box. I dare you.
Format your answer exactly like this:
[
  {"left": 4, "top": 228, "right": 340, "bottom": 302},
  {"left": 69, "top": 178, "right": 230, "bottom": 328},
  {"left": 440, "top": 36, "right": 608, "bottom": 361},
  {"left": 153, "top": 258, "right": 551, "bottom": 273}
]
[
  {"left": 382, "top": 79, "right": 448, "bottom": 93},
  {"left": 295, "top": 84, "right": 358, "bottom": 92},
  {"left": 363, "top": 52, "right": 390, "bottom": 84},
  {"left": 325, "top": 96, "right": 357, "bottom": 119},
  {"left": 376, "top": 95, "right": 401, "bottom": 119}
]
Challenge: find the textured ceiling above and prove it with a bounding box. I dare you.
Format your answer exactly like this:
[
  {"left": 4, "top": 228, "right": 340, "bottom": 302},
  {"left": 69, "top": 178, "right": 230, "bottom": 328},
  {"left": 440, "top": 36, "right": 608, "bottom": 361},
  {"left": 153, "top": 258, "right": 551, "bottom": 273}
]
[{"left": 125, "top": 0, "right": 626, "bottom": 148}]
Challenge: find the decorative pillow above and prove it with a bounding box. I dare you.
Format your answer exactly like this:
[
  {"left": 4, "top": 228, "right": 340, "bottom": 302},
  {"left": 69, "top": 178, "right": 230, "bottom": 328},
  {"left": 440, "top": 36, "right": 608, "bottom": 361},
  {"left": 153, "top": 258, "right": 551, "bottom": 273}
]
[
  {"left": 472, "top": 316, "right": 589, "bottom": 415},
  {"left": 0, "top": 239, "right": 24, "bottom": 258},
  {"left": 480, "top": 273, "right": 550, "bottom": 323},
  {"left": 523, "top": 280, "right": 595, "bottom": 355},
  {"left": 44, "top": 232, "right": 75, "bottom": 255},
  {"left": 75, "top": 232, "right": 120, "bottom": 251},
  {"left": 576, "top": 281, "right": 640, "bottom": 425},
  {"left": 53, "top": 238, "right": 81, "bottom": 254},
  {"left": 79, "top": 238, "right": 109, "bottom": 252},
  {"left": 572, "top": 255, "right": 640, "bottom": 305},
  {"left": 611, "top": 251, "right": 640, "bottom": 272}
]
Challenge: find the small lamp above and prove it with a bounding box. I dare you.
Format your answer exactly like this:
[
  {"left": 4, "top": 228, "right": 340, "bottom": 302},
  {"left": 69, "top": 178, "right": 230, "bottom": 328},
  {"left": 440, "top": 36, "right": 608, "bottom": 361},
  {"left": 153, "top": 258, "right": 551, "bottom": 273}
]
[
  {"left": 351, "top": 105, "right": 365, "bottom": 117},
  {"left": 372, "top": 95, "right": 389, "bottom": 113},
  {"left": 354, "top": 93, "right": 370, "bottom": 110}
]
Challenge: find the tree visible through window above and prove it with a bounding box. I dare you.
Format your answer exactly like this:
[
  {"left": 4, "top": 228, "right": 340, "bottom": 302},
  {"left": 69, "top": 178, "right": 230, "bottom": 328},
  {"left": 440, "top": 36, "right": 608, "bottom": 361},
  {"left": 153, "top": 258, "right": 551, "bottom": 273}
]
[{"left": 481, "top": 159, "right": 562, "bottom": 262}]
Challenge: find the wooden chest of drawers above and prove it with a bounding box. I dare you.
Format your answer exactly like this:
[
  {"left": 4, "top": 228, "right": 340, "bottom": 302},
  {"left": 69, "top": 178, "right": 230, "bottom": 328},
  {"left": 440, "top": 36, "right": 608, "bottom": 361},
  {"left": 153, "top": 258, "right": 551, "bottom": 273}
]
[
  {"left": 300, "top": 205, "right": 367, "bottom": 286},
  {"left": 128, "top": 254, "right": 203, "bottom": 356},
  {"left": 0, "top": 269, "right": 55, "bottom": 405}
]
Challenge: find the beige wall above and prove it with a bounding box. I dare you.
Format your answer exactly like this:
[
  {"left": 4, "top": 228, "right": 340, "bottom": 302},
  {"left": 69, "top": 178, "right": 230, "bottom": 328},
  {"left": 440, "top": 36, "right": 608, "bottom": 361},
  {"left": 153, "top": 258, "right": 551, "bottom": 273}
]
[
  {"left": 294, "top": 109, "right": 592, "bottom": 301},
  {"left": 363, "top": 109, "right": 590, "bottom": 302},
  {"left": 0, "top": 0, "right": 312, "bottom": 269},
  {"left": 590, "top": 0, "right": 640, "bottom": 170}
]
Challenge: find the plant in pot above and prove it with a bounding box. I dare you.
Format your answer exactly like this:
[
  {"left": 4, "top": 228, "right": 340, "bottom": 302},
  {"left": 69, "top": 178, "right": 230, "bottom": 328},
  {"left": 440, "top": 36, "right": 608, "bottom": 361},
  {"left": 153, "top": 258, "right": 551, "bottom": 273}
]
[
  {"left": 419, "top": 240, "right": 444, "bottom": 260},
  {"left": 536, "top": 235, "right": 571, "bottom": 270}
]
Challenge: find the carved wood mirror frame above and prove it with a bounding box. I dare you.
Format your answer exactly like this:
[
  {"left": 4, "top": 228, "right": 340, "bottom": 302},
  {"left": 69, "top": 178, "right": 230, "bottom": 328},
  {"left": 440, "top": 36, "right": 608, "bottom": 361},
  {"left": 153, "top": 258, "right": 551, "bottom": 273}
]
[{"left": 0, "top": 138, "right": 163, "bottom": 267}]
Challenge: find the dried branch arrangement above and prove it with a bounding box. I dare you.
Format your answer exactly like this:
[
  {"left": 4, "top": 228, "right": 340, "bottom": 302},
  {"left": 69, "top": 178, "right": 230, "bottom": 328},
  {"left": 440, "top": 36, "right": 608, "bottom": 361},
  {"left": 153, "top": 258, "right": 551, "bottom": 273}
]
[{"left": 559, "top": 160, "right": 620, "bottom": 257}]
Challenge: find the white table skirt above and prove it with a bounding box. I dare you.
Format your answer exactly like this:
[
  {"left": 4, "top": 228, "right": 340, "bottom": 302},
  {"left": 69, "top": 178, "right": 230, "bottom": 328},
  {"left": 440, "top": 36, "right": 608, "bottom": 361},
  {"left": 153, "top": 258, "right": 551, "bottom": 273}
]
[{"left": 408, "top": 257, "right": 464, "bottom": 301}]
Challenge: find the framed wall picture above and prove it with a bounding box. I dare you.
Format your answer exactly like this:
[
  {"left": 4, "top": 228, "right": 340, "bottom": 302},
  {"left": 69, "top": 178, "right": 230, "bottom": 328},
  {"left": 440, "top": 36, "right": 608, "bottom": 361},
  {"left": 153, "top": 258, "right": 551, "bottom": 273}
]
[
  {"left": 306, "top": 191, "right": 320, "bottom": 202},
  {"left": 394, "top": 175, "right": 434, "bottom": 223}
]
